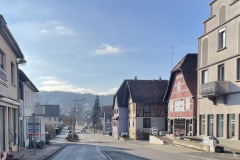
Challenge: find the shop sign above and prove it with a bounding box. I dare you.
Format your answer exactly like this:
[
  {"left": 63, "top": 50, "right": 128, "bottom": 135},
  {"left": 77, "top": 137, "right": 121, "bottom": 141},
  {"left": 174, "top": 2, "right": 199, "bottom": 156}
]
[{"left": 175, "top": 101, "right": 184, "bottom": 111}]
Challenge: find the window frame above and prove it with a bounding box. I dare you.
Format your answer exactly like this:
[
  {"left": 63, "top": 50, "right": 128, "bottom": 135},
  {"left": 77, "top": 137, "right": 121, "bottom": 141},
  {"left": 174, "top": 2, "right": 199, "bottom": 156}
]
[
  {"left": 218, "top": 64, "right": 225, "bottom": 81},
  {"left": 143, "top": 104, "right": 150, "bottom": 113},
  {"left": 11, "top": 62, "right": 15, "bottom": 85},
  {"left": 202, "top": 70, "right": 208, "bottom": 84},
  {"left": 0, "top": 50, "right": 4, "bottom": 70},
  {"left": 217, "top": 114, "right": 224, "bottom": 137},
  {"left": 200, "top": 115, "right": 205, "bottom": 135},
  {"left": 227, "top": 114, "right": 235, "bottom": 139},
  {"left": 218, "top": 28, "right": 226, "bottom": 49},
  {"left": 208, "top": 114, "right": 214, "bottom": 136},
  {"left": 143, "top": 118, "right": 151, "bottom": 128},
  {"left": 237, "top": 59, "right": 240, "bottom": 80},
  {"left": 169, "top": 101, "right": 173, "bottom": 112}
]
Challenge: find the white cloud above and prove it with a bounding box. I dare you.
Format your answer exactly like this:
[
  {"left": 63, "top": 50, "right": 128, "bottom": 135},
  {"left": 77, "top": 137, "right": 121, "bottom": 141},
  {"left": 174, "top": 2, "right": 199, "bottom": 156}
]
[
  {"left": 37, "top": 76, "right": 116, "bottom": 95},
  {"left": 38, "top": 29, "right": 48, "bottom": 34},
  {"left": 55, "top": 26, "right": 77, "bottom": 36},
  {"left": 97, "top": 87, "right": 118, "bottom": 95},
  {"left": 94, "top": 43, "right": 121, "bottom": 55}
]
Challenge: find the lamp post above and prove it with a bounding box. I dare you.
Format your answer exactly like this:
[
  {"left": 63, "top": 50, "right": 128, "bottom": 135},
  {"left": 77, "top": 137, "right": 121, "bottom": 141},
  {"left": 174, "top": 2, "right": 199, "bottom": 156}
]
[{"left": 73, "top": 99, "right": 84, "bottom": 133}]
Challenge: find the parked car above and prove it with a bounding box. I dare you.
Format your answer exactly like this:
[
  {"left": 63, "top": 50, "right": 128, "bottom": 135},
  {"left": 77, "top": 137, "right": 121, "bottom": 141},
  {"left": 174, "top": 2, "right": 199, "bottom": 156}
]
[
  {"left": 107, "top": 131, "right": 112, "bottom": 136},
  {"left": 66, "top": 130, "right": 72, "bottom": 137},
  {"left": 81, "top": 128, "right": 86, "bottom": 132}
]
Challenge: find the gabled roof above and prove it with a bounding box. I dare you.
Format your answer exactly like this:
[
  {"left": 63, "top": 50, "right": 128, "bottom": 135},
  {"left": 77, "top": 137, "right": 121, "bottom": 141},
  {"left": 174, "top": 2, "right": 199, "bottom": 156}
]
[
  {"left": 19, "top": 69, "right": 39, "bottom": 92},
  {"left": 41, "top": 105, "right": 60, "bottom": 117},
  {"left": 163, "top": 53, "right": 198, "bottom": 101},
  {"left": 124, "top": 80, "right": 169, "bottom": 103},
  {"left": 101, "top": 105, "right": 113, "bottom": 119},
  {"left": 113, "top": 80, "right": 128, "bottom": 108},
  {"left": 0, "top": 14, "right": 24, "bottom": 59}
]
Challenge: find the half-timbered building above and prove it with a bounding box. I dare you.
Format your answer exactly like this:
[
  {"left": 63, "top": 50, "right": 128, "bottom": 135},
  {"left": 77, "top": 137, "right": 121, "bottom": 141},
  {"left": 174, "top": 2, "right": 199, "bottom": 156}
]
[
  {"left": 164, "top": 53, "right": 197, "bottom": 137},
  {"left": 124, "top": 79, "right": 168, "bottom": 140}
]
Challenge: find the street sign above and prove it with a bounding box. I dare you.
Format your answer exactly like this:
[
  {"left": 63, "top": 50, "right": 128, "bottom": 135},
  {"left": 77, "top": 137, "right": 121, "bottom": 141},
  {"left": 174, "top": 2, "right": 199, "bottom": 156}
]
[
  {"left": 63, "top": 117, "right": 76, "bottom": 125},
  {"left": 28, "top": 125, "right": 40, "bottom": 139}
]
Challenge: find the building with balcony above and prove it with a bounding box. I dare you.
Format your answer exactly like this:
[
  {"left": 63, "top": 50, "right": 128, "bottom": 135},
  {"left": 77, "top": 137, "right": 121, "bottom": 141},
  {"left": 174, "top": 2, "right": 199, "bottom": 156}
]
[
  {"left": 164, "top": 53, "right": 197, "bottom": 137},
  {"left": 197, "top": 0, "right": 240, "bottom": 149},
  {"left": 0, "top": 14, "right": 26, "bottom": 159}
]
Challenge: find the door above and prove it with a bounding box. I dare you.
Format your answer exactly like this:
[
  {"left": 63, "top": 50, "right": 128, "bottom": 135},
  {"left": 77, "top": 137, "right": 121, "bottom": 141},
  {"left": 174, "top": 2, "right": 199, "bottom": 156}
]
[{"left": 186, "top": 120, "right": 190, "bottom": 136}]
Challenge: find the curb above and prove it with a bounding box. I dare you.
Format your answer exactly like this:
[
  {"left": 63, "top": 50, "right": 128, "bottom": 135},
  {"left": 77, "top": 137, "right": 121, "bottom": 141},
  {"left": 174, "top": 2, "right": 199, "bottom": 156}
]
[{"left": 43, "top": 145, "right": 66, "bottom": 160}]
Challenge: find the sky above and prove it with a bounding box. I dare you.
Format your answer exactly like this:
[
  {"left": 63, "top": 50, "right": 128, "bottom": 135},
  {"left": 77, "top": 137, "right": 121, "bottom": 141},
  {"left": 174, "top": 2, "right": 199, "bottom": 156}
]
[{"left": 0, "top": 0, "right": 210, "bottom": 95}]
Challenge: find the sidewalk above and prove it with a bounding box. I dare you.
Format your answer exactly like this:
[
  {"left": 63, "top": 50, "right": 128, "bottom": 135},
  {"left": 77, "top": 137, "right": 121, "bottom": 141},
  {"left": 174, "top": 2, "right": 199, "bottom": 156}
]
[{"left": 22, "top": 145, "right": 65, "bottom": 160}]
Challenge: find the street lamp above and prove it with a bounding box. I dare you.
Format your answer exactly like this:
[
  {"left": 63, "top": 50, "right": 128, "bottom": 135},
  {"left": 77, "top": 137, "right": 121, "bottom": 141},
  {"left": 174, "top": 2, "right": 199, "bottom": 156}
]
[{"left": 73, "top": 99, "right": 85, "bottom": 133}]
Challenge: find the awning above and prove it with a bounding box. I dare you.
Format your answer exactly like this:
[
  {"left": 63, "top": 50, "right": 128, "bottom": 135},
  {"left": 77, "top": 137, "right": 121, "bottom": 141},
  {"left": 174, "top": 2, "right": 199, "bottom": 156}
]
[{"left": 111, "top": 116, "right": 119, "bottom": 120}]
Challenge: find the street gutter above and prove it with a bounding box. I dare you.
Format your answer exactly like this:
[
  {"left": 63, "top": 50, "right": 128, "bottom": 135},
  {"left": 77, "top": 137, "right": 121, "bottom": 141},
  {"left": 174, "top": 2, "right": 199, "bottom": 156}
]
[{"left": 44, "top": 145, "right": 66, "bottom": 160}]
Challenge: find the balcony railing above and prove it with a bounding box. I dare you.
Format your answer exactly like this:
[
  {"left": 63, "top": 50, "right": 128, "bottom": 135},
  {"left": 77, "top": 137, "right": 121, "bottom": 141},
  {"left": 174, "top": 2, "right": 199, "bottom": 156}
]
[
  {"left": 200, "top": 81, "right": 230, "bottom": 97},
  {"left": 0, "top": 68, "right": 7, "bottom": 83}
]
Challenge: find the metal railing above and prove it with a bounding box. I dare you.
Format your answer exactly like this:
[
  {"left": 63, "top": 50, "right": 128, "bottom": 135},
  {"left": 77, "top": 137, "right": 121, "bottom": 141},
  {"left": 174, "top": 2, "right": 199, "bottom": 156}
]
[{"left": 0, "top": 68, "right": 6, "bottom": 83}]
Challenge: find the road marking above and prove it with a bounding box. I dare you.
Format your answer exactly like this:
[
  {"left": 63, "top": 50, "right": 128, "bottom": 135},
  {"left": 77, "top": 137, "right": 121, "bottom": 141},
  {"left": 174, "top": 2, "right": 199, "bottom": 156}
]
[{"left": 96, "top": 143, "right": 107, "bottom": 159}]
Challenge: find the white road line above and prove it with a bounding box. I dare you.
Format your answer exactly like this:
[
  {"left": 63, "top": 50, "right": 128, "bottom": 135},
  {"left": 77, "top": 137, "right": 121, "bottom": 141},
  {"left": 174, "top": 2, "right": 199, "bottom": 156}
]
[{"left": 96, "top": 142, "right": 107, "bottom": 159}]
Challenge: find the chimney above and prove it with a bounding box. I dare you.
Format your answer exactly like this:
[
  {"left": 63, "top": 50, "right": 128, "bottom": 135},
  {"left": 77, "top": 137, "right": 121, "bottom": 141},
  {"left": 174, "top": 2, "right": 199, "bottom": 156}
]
[
  {"left": 159, "top": 76, "right": 162, "bottom": 81},
  {"left": 134, "top": 76, "right": 137, "bottom": 80}
]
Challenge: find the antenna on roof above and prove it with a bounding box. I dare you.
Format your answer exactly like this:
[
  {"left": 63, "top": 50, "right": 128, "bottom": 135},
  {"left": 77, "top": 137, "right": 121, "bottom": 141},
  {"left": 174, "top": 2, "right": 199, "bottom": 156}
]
[{"left": 169, "top": 45, "right": 179, "bottom": 68}]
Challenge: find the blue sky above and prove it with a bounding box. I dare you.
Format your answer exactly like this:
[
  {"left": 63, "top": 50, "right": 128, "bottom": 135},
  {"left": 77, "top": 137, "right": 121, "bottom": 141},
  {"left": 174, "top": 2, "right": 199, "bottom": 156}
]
[{"left": 1, "top": 0, "right": 210, "bottom": 95}]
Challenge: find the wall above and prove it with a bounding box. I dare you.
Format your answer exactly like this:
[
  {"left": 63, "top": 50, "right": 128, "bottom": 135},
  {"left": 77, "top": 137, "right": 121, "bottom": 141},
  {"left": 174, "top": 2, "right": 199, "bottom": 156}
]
[
  {"left": 0, "top": 33, "right": 19, "bottom": 156},
  {"left": 168, "top": 71, "right": 195, "bottom": 119},
  {"left": 197, "top": 0, "right": 240, "bottom": 143},
  {"left": 0, "top": 34, "right": 18, "bottom": 100}
]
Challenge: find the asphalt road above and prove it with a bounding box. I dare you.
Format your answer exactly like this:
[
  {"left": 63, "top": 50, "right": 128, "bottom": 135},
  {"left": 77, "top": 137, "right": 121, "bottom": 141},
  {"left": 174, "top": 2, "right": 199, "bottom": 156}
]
[{"left": 48, "top": 127, "right": 240, "bottom": 160}]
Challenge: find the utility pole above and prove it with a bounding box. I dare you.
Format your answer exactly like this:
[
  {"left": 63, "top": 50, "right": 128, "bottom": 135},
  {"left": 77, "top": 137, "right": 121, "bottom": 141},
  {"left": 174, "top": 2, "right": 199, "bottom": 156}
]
[
  {"left": 73, "top": 99, "right": 84, "bottom": 133},
  {"left": 33, "top": 113, "right": 36, "bottom": 155},
  {"left": 169, "top": 45, "right": 179, "bottom": 68}
]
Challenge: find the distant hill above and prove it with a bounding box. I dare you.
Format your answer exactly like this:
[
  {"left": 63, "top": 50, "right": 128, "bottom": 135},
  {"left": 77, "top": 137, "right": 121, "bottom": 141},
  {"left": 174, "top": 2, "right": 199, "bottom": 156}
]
[{"left": 34, "top": 91, "right": 114, "bottom": 109}]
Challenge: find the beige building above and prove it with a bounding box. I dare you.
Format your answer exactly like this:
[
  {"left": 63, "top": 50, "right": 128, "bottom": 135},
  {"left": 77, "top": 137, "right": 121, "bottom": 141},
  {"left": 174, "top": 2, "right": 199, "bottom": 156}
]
[
  {"left": 125, "top": 79, "right": 168, "bottom": 140},
  {"left": 0, "top": 15, "right": 26, "bottom": 159},
  {"left": 197, "top": 0, "right": 240, "bottom": 149}
]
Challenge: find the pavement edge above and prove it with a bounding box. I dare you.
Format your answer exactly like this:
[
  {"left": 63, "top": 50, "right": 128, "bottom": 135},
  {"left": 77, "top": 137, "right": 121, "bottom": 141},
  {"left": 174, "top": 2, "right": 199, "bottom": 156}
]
[{"left": 43, "top": 145, "right": 66, "bottom": 160}]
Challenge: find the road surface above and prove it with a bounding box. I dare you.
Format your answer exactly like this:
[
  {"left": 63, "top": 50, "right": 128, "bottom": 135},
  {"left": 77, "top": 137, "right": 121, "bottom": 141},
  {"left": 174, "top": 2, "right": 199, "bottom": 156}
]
[{"left": 48, "top": 127, "right": 240, "bottom": 160}]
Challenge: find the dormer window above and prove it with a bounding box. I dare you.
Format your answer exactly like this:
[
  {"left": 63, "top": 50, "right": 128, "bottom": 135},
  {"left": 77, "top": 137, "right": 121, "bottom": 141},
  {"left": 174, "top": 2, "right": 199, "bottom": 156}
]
[{"left": 218, "top": 28, "right": 226, "bottom": 49}]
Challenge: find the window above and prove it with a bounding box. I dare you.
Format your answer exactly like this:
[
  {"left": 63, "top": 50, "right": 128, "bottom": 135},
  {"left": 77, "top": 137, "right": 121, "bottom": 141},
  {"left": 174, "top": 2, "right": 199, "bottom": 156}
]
[
  {"left": 143, "top": 118, "right": 151, "bottom": 128},
  {"left": 0, "top": 51, "right": 4, "bottom": 70},
  {"left": 0, "top": 107, "right": 5, "bottom": 151},
  {"left": 169, "top": 101, "right": 173, "bottom": 112},
  {"left": 0, "top": 51, "right": 6, "bottom": 82},
  {"left": 49, "top": 117, "right": 51, "bottom": 121},
  {"left": 200, "top": 115, "right": 205, "bottom": 135},
  {"left": 237, "top": 59, "right": 240, "bottom": 80},
  {"left": 202, "top": 70, "right": 208, "bottom": 84},
  {"left": 218, "top": 64, "right": 224, "bottom": 81},
  {"left": 54, "top": 117, "right": 56, "bottom": 121},
  {"left": 186, "top": 98, "right": 190, "bottom": 110},
  {"left": 228, "top": 114, "right": 235, "bottom": 138},
  {"left": 208, "top": 114, "right": 214, "bottom": 136},
  {"left": 217, "top": 114, "right": 224, "bottom": 137},
  {"left": 143, "top": 105, "right": 150, "bottom": 113},
  {"left": 218, "top": 28, "right": 226, "bottom": 49},
  {"left": 177, "top": 81, "right": 181, "bottom": 92},
  {"left": 11, "top": 62, "right": 15, "bottom": 84}
]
